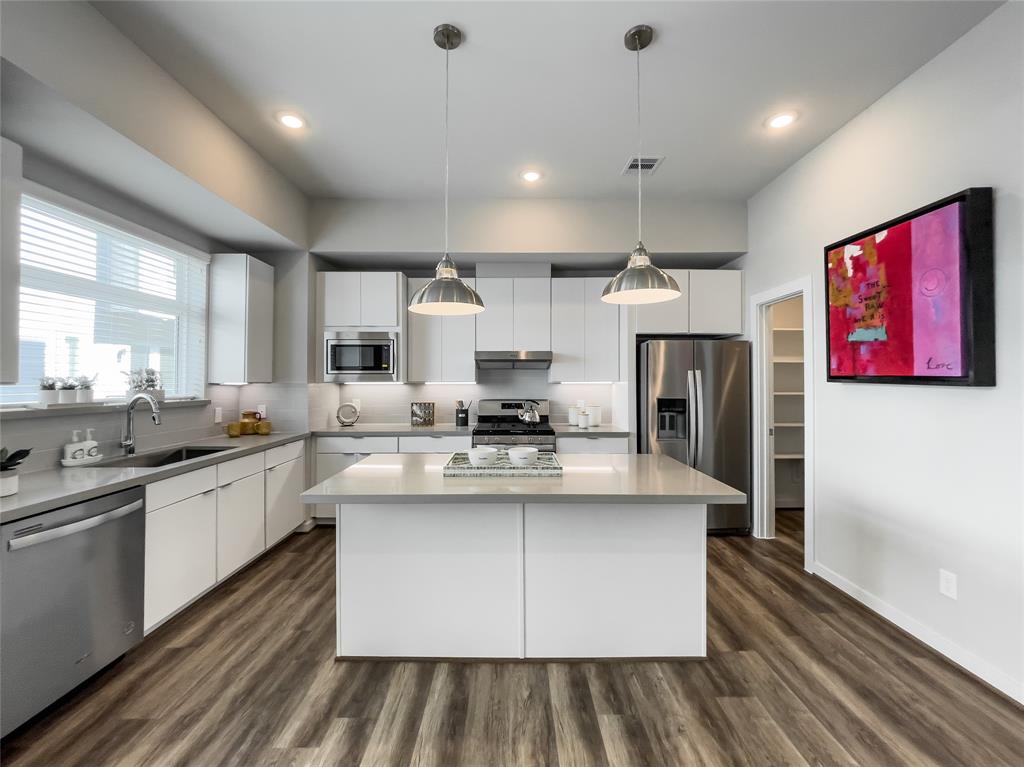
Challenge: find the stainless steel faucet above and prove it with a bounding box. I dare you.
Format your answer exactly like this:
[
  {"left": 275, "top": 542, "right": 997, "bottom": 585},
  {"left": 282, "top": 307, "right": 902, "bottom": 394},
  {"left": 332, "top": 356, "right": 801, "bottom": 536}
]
[{"left": 121, "top": 393, "right": 162, "bottom": 455}]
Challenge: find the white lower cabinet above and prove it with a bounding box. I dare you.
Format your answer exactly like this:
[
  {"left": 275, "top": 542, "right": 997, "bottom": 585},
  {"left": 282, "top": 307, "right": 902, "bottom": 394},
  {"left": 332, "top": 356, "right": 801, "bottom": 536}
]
[
  {"left": 144, "top": 489, "right": 217, "bottom": 632},
  {"left": 216, "top": 471, "right": 266, "bottom": 580},
  {"left": 265, "top": 456, "right": 305, "bottom": 546},
  {"left": 556, "top": 437, "right": 630, "bottom": 454},
  {"left": 398, "top": 435, "right": 472, "bottom": 453},
  {"left": 315, "top": 453, "right": 365, "bottom": 520}
]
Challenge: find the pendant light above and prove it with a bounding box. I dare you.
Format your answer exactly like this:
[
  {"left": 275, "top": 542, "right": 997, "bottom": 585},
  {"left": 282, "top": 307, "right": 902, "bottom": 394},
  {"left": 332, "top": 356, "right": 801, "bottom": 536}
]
[
  {"left": 602, "top": 25, "right": 681, "bottom": 306},
  {"left": 409, "top": 24, "right": 485, "bottom": 316}
]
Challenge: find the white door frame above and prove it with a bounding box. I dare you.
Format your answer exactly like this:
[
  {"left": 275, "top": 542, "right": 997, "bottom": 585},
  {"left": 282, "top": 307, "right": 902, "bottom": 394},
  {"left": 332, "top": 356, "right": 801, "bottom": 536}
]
[{"left": 749, "top": 275, "right": 815, "bottom": 572}]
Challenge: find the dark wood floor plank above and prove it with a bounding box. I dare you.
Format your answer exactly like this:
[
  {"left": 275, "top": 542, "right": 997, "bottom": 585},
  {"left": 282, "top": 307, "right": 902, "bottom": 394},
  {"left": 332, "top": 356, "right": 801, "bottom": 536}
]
[{"left": 3, "top": 522, "right": 1021, "bottom": 767}]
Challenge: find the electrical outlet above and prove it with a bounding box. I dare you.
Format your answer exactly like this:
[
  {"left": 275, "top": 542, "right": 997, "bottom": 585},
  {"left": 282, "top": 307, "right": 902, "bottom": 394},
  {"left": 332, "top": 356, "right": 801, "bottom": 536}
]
[
  {"left": 352, "top": 398, "right": 361, "bottom": 411},
  {"left": 214, "top": 407, "right": 223, "bottom": 424},
  {"left": 257, "top": 404, "right": 268, "bottom": 419},
  {"left": 939, "top": 569, "right": 958, "bottom": 600}
]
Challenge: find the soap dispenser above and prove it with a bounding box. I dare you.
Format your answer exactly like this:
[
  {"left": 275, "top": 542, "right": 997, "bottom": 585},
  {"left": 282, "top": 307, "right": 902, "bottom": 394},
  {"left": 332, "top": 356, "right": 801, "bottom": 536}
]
[
  {"left": 81, "top": 428, "right": 100, "bottom": 458},
  {"left": 63, "top": 430, "right": 85, "bottom": 461}
]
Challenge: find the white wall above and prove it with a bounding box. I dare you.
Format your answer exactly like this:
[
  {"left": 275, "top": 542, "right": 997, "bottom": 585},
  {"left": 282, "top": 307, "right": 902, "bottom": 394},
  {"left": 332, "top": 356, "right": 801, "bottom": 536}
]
[
  {"left": 0, "top": 1, "right": 308, "bottom": 248},
  {"left": 731, "top": 3, "right": 1023, "bottom": 701},
  {"left": 310, "top": 197, "right": 747, "bottom": 258}
]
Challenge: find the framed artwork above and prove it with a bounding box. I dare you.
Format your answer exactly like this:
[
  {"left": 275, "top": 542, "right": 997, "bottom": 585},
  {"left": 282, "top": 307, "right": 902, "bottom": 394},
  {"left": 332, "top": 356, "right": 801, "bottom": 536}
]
[
  {"left": 824, "top": 187, "right": 994, "bottom": 386},
  {"left": 410, "top": 401, "right": 435, "bottom": 426}
]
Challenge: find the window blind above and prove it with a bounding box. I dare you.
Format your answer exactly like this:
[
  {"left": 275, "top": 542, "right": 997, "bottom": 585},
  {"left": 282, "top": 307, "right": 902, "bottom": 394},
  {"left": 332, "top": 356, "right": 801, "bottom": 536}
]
[{"left": 0, "top": 195, "right": 208, "bottom": 404}]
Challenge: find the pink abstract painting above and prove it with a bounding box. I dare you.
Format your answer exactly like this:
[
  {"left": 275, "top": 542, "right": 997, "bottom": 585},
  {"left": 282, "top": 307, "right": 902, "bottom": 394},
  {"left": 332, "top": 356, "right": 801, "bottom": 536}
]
[{"left": 827, "top": 201, "right": 963, "bottom": 378}]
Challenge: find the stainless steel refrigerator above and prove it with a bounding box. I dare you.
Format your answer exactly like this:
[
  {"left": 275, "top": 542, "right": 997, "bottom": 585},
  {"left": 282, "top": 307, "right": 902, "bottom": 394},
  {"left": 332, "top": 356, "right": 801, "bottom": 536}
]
[{"left": 638, "top": 340, "right": 751, "bottom": 534}]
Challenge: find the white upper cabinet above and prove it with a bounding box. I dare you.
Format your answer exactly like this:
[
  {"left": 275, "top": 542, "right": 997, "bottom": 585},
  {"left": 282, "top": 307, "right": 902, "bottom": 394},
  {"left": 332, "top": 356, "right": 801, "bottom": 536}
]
[
  {"left": 550, "top": 278, "right": 619, "bottom": 383},
  {"left": 550, "top": 279, "right": 586, "bottom": 381},
  {"left": 208, "top": 253, "right": 274, "bottom": 384},
  {"left": 1, "top": 138, "right": 22, "bottom": 385},
  {"left": 407, "top": 277, "right": 476, "bottom": 383},
  {"left": 321, "top": 272, "right": 361, "bottom": 326},
  {"left": 475, "top": 278, "right": 514, "bottom": 350},
  {"left": 688, "top": 270, "right": 743, "bottom": 335},
  {"left": 442, "top": 278, "right": 477, "bottom": 381},
  {"left": 583, "top": 277, "right": 620, "bottom": 381},
  {"left": 406, "top": 277, "right": 443, "bottom": 382},
  {"left": 321, "top": 272, "right": 401, "bottom": 328},
  {"left": 513, "top": 277, "right": 551, "bottom": 350},
  {"left": 475, "top": 277, "right": 551, "bottom": 351},
  {"left": 635, "top": 269, "right": 690, "bottom": 334},
  {"left": 634, "top": 269, "right": 742, "bottom": 336}
]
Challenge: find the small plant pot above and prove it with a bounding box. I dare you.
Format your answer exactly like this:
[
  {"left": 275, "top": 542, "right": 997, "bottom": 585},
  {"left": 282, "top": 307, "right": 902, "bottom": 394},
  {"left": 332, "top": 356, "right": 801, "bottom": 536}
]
[
  {"left": 0, "top": 469, "right": 18, "bottom": 498},
  {"left": 126, "top": 389, "right": 165, "bottom": 402},
  {"left": 58, "top": 389, "right": 78, "bottom": 404},
  {"left": 77, "top": 389, "right": 95, "bottom": 404},
  {"left": 39, "top": 390, "right": 59, "bottom": 406}
]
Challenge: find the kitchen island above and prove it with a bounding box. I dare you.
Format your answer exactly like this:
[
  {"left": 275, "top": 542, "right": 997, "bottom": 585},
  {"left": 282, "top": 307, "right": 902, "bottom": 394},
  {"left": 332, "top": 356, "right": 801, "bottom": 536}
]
[{"left": 301, "top": 453, "right": 745, "bottom": 660}]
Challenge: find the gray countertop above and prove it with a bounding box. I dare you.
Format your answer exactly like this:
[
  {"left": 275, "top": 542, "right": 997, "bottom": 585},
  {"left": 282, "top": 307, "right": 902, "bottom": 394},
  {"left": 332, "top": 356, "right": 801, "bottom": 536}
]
[
  {"left": 302, "top": 453, "right": 745, "bottom": 505},
  {"left": 312, "top": 423, "right": 630, "bottom": 437},
  {"left": 0, "top": 432, "right": 309, "bottom": 525},
  {"left": 313, "top": 423, "right": 473, "bottom": 437},
  {"left": 552, "top": 424, "right": 630, "bottom": 437}
]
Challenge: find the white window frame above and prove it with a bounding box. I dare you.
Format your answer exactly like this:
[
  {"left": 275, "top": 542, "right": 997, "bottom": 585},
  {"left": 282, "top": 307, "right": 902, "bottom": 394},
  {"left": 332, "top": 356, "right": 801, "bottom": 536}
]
[{"left": 3, "top": 181, "right": 211, "bottom": 405}]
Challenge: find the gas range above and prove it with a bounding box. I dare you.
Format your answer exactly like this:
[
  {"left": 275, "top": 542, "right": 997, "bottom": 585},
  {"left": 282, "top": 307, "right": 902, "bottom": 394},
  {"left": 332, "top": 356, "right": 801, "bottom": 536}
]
[{"left": 472, "top": 399, "right": 556, "bottom": 451}]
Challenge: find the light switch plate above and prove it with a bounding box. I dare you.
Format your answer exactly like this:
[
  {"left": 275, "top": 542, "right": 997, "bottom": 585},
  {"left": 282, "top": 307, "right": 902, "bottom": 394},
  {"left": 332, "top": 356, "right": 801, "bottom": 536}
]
[
  {"left": 214, "top": 407, "right": 223, "bottom": 424},
  {"left": 939, "top": 569, "right": 958, "bottom": 600},
  {"left": 257, "top": 404, "right": 268, "bottom": 419}
]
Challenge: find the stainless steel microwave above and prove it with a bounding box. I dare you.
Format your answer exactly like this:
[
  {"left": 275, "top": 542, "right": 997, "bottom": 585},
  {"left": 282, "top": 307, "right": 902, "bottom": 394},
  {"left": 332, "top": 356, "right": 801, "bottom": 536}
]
[{"left": 324, "top": 331, "right": 399, "bottom": 383}]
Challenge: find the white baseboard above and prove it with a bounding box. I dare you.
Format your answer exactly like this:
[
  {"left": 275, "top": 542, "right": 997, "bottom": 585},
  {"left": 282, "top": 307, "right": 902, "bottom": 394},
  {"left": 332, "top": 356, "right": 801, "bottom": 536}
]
[{"left": 812, "top": 562, "right": 1023, "bottom": 704}]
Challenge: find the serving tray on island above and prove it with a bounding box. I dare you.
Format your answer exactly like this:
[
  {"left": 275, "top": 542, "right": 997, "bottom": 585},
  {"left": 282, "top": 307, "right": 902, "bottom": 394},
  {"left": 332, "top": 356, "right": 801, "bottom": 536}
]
[{"left": 443, "top": 450, "right": 563, "bottom": 478}]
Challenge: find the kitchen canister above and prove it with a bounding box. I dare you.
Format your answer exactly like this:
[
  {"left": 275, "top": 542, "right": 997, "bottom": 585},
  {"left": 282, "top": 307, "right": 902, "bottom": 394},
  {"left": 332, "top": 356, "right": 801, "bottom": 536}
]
[
  {"left": 587, "top": 405, "right": 602, "bottom": 425},
  {"left": 568, "top": 406, "right": 579, "bottom": 425},
  {"left": 577, "top": 411, "right": 591, "bottom": 428}
]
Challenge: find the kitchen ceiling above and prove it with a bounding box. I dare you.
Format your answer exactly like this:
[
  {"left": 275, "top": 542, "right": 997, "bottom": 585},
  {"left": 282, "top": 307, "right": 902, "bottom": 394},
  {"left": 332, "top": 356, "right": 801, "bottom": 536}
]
[{"left": 94, "top": 1, "right": 999, "bottom": 202}]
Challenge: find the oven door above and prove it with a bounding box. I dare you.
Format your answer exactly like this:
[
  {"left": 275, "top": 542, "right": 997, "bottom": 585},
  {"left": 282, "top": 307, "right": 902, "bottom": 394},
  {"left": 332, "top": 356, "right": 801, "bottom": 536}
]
[{"left": 324, "top": 332, "right": 398, "bottom": 382}]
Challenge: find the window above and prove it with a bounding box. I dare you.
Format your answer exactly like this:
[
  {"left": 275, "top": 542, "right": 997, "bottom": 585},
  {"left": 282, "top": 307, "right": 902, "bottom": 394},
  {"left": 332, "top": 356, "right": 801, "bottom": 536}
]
[{"left": 0, "top": 194, "right": 208, "bottom": 404}]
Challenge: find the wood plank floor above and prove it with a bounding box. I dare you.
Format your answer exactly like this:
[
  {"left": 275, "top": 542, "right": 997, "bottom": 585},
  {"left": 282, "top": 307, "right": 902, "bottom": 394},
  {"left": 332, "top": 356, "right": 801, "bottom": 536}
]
[{"left": 4, "top": 513, "right": 1021, "bottom": 766}]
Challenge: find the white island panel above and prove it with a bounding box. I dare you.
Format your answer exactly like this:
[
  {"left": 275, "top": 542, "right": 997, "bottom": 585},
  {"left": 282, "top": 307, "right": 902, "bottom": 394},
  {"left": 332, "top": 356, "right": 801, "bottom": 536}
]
[
  {"left": 524, "top": 503, "right": 706, "bottom": 657},
  {"left": 337, "top": 502, "right": 523, "bottom": 658}
]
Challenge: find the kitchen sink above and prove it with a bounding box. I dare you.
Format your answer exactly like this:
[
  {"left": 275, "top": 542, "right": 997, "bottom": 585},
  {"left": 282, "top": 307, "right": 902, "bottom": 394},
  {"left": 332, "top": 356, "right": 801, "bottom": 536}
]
[{"left": 97, "top": 445, "right": 234, "bottom": 468}]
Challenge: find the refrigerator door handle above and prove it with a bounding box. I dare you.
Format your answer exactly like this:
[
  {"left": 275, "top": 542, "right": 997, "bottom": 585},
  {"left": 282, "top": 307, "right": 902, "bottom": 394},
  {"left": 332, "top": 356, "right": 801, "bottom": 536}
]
[
  {"left": 695, "top": 369, "right": 705, "bottom": 467},
  {"left": 686, "top": 370, "right": 697, "bottom": 466}
]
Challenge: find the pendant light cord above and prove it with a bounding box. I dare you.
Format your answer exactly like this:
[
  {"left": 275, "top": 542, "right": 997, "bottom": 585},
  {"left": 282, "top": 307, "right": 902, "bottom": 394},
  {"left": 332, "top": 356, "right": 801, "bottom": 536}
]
[
  {"left": 636, "top": 34, "right": 642, "bottom": 244},
  {"left": 443, "top": 44, "right": 450, "bottom": 256}
]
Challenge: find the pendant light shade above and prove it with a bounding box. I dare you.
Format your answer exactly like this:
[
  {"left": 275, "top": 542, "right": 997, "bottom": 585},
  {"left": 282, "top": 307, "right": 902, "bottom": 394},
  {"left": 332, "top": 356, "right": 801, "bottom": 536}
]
[
  {"left": 601, "top": 243, "right": 680, "bottom": 304},
  {"left": 409, "top": 254, "right": 484, "bottom": 315},
  {"left": 602, "top": 25, "right": 681, "bottom": 306},
  {"left": 408, "top": 23, "right": 485, "bottom": 317}
]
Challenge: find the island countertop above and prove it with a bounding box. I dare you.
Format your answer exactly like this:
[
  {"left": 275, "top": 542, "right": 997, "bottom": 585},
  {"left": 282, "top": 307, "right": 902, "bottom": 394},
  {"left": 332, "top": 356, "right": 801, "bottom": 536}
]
[{"left": 302, "top": 453, "right": 745, "bottom": 505}]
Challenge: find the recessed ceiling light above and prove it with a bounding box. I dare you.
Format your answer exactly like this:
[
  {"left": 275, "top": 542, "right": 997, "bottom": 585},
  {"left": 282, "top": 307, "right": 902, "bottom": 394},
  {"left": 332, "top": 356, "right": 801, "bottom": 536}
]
[
  {"left": 767, "top": 112, "right": 798, "bottom": 129},
  {"left": 520, "top": 169, "right": 542, "bottom": 183},
  {"left": 277, "top": 112, "right": 305, "bottom": 129}
]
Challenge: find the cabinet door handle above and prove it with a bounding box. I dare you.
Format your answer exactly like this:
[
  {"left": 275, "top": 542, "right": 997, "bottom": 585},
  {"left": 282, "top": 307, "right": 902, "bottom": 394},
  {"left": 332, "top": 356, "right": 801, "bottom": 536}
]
[
  {"left": 220, "top": 481, "right": 233, "bottom": 489},
  {"left": 202, "top": 489, "right": 216, "bottom": 496}
]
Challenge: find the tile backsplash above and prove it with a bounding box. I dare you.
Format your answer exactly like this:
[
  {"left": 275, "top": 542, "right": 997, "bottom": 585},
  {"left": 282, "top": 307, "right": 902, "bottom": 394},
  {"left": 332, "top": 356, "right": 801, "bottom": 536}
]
[
  {"left": 313, "top": 370, "right": 617, "bottom": 428},
  {"left": 0, "top": 385, "right": 240, "bottom": 474}
]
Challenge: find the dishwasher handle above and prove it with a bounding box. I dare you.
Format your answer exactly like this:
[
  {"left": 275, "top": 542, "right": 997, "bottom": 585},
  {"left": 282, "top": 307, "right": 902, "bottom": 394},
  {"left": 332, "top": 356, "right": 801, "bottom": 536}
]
[{"left": 7, "top": 499, "right": 144, "bottom": 551}]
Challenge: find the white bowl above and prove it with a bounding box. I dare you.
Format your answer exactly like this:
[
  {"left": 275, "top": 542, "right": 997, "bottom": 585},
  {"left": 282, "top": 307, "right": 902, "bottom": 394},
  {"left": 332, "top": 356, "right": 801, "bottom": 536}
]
[
  {"left": 507, "top": 447, "right": 539, "bottom": 466},
  {"left": 467, "top": 447, "right": 498, "bottom": 467}
]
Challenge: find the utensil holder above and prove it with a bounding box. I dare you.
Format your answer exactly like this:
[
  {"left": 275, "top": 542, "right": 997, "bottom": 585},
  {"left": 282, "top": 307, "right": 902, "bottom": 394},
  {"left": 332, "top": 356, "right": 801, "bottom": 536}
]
[{"left": 455, "top": 408, "right": 469, "bottom": 427}]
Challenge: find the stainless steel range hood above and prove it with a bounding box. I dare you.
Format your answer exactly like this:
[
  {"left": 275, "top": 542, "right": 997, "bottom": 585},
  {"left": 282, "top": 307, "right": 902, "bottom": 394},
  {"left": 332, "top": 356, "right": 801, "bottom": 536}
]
[{"left": 475, "top": 351, "right": 553, "bottom": 370}]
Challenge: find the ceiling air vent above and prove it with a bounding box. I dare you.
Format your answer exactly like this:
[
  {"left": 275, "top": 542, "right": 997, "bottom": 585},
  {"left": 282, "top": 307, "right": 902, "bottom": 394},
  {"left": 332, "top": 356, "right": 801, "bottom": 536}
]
[{"left": 622, "top": 156, "right": 664, "bottom": 175}]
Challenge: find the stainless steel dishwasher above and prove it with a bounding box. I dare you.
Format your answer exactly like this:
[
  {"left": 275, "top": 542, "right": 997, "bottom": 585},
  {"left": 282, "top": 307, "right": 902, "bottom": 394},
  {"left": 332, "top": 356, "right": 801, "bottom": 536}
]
[{"left": 1, "top": 486, "right": 145, "bottom": 736}]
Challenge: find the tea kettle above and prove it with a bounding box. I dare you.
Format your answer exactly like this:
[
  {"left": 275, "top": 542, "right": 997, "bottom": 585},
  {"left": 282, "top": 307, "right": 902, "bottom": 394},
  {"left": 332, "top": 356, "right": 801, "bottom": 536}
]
[{"left": 517, "top": 400, "right": 541, "bottom": 424}]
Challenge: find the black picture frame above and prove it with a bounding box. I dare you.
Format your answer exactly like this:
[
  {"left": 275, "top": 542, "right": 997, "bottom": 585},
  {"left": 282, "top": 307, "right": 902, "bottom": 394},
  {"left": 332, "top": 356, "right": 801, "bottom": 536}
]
[{"left": 823, "top": 187, "right": 994, "bottom": 386}]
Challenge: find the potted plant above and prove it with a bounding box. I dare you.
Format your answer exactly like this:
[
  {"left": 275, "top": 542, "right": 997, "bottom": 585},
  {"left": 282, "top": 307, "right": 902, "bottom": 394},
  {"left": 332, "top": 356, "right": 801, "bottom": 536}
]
[
  {"left": 75, "top": 374, "right": 98, "bottom": 404},
  {"left": 57, "top": 377, "right": 79, "bottom": 404},
  {"left": 0, "top": 447, "right": 31, "bottom": 498},
  {"left": 38, "top": 376, "right": 59, "bottom": 406},
  {"left": 124, "top": 368, "right": 164, "bottom": 401}
]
